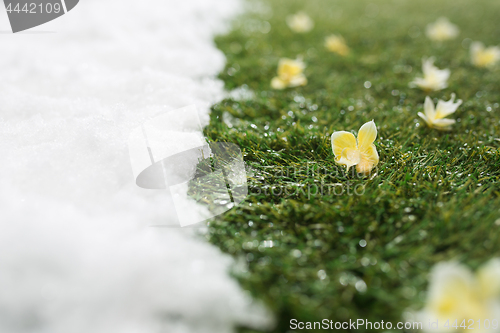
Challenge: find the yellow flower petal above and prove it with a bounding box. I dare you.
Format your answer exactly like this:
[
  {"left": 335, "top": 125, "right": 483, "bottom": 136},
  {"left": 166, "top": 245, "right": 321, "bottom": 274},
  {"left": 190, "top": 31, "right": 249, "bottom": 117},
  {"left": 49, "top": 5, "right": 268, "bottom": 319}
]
[
  {"left": 272, "top": 58, "right": 307, "bottom": 89},
  {"left": 288, "top": 74, "right": 308, "bottom": 87},
  {"left": 416, "top": 260, "right": 500, "bottom": 327},
  {"left": 424, "top": 96, "right": 436, "bottom": 120},
  {"left": 357, "top": 144, "right": 379, "bottom": 175},
  {"left": 332, "top": 122, "right": 379, "bottom": 174},
  {"left": 471, "top": 42, "right": 500, "bottom": 68},
  {"left": 417, "top": 112, "right": 431, "bottom": 126},
  {"left": 434, "top": 93, "right": 462, "bottom": 119},
  {"left": 278, "top": 58, "right": 305, "bottom": 79},
  {"left": 325, "top": 34, "right": 350, "bottom": 56},
  {"left": 271, "top": 77, "right": 286, "bottom": 90},
  {"left": 286, "top": 12, "right": 314, "bottom": 33},
  {"left": 357, "top": 120, "right": 377, "bottom": 150},
  {"left": 425, "top": 262, "right": 496, "bottom": 323},
  {"left": 331, "top": 131, "right": 357, "bottom": 159},
  {"left": 419, "top": 95, "right": 461, "bottom": 130},
  {"left": 342, "top": 147, "right": 361, "bottom": 163},
  {"left": 337, "top": 148, "right": 361, "bottom": 171},
  {"left": 477, "top": 258, "right": 500, "bottom": 299},
  {"left": 426, "top": 17, "right": 459, "bottom": 42},
  {"left": 410, "top": 58, "right": 450, "bottom": 91},
  {"left": 426, "top": 263, "right": 478, "bottom": 318},
  {"left": 432, "top": 118, "right": 456, "bottom": 130}
]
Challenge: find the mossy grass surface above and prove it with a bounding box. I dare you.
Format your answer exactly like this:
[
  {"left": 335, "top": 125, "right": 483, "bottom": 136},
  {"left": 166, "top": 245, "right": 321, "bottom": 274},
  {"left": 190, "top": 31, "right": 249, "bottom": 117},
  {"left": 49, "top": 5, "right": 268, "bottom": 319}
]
[{"left": 202, "top": 0, "right": 500, "bottom": 331}]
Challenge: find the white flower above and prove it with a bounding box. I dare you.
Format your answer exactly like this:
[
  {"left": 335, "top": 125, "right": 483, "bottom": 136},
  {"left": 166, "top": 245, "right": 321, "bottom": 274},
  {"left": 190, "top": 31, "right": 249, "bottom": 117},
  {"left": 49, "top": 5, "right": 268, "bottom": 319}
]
[
  {"left": 477, "top": 259, "right": 500, "bottom": 298},
  {"left": 470, "top": 42, "right": 500, "bottom": 68},
  {"left": 324, "top": 34, "right": 350, "bottom": 56},
  {"left": 286, "top": 12, "right": 314, "bottom": 33},
  {"left": 426, "top": 17, "right": 459, "bottom": 41},
  {"left": 418, "top": 94, "right": 462, "bottom": 130},
  {"left": 410, "top": 57, "right": 450, "bottom": 92},
  {"left": 414, "top": 260, "right": 500, "bottom": 332},
  {"left": 271, "top": 58, "right": 307, "bottom": 90}
]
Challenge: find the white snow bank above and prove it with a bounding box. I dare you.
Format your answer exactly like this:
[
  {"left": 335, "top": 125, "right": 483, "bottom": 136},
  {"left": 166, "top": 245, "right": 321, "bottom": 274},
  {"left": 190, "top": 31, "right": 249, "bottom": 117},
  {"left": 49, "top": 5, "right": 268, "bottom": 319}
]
[{"left": 0, "top": 0, "right": 272, "bottom": 332}]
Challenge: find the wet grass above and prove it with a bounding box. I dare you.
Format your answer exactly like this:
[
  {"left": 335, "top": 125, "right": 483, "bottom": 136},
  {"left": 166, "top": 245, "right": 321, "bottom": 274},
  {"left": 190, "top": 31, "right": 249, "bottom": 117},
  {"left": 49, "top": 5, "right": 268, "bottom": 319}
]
[{"left": 203, "top": 0, "right": 500, "bottom": 331}]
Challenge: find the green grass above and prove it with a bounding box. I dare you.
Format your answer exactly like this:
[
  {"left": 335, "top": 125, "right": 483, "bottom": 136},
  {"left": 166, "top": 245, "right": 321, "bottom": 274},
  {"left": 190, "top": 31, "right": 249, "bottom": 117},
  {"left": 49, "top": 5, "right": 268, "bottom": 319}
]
[{"left": 202, "top": 0, "right": 500, "bottom": 331}]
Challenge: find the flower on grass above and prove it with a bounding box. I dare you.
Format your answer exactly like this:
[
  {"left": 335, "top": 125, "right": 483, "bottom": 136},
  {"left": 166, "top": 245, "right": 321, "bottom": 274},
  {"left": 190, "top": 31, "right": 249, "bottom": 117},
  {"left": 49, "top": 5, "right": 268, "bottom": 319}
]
[
  {"left": 418, "top": 94, "right": 462, "bottom": 131},
  {"left": 271, "top": 58, "right": 307, "bottom": 90},
  {"left": 331, "top": 120, "right": 379, "bottom": 175},
  {"left": 410, "top": 57, "right": 450, "bottom": 92},
  {"left": 325, "top": 34, "right": 350, "bottom": 56},
  {"left": 470, "top": 41, "right": 500, "bottom": 68},
  {"left": 415, "top": 259, "right": 500, "bottom": 332},
  {"left": 426, "top": 17, "right": 459, "bottom": 42},
  {"left": 286, "top": 12, "right": 314, "bottom": 33}
]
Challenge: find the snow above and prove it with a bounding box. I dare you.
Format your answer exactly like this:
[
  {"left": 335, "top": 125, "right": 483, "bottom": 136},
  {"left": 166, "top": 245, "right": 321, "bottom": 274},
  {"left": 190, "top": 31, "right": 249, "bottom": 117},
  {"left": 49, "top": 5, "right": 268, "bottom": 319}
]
[{"left": 0, "top": 0, "right": 272, "bottom": 332}]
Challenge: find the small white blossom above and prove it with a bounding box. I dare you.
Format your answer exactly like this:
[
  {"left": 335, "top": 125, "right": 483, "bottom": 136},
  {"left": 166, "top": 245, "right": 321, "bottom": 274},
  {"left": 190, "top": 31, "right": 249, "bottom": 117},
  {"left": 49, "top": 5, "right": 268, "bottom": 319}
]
[
  {"left": 418, "top": 94, "right": 462, "bottom": 131},
  {"left": 426, "top": 17, "right": 459, "bottom": 41},
  {"left": 410, "top": 57, "right": 450, "bottom": 92},
  {"left": 271, "top": 58, "right": 307, "bottom": 90},
  {"left": 324, "top": 34, "right": 350, "bottom": 56},
  {"left": 286, "top": 12, "right": 314, "bottom": 33},
  {"left": 470, "top": 41, "right": 500, "bottom": 68},
  {"left": 414, "top": 260, "right": 500, "bottom": 332}
]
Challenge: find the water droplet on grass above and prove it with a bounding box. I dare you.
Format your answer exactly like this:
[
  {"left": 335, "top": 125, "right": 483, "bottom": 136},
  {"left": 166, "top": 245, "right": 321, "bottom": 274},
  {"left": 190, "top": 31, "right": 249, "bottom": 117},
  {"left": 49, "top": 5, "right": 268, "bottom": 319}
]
[
  {"left": 361, "top": 257, "right": 370, "bottom": 266},
  {"left": 291, "top": 249, "right": 302, "bottom": 258},
  {"left": 355, "top": 280, "right": 367, "bottom": 293}
]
